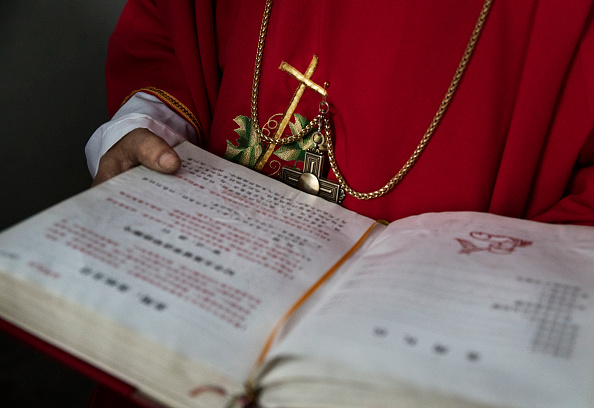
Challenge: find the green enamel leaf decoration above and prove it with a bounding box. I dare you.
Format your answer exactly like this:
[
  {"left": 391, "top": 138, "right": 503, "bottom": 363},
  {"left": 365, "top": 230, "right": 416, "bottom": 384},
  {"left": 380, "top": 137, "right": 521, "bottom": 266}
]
[
  {"left": 273, "top": 113, "right": 315, "bottom": 164},
  {"left": 225, "top": 115, "right": 264, "bottom": 168}
]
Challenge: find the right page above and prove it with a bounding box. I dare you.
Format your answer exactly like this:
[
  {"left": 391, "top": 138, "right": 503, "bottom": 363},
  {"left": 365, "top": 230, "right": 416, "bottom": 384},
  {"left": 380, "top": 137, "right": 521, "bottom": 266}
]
[{"left": 264, "top": 212, "right": 594, "bottom": 408}]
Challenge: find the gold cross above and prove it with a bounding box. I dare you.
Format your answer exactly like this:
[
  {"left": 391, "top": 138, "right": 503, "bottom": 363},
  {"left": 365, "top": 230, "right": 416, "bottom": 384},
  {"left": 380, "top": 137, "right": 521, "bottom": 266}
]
[{"left": 253, "top": 55, "right": 328, "bottom": 171}]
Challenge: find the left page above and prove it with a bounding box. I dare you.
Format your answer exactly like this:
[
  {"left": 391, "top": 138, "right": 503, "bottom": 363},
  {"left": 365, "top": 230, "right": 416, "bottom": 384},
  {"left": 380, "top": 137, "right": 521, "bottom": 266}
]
[{"left": 0, "top": 142, "right": 375, "bottom": 406}]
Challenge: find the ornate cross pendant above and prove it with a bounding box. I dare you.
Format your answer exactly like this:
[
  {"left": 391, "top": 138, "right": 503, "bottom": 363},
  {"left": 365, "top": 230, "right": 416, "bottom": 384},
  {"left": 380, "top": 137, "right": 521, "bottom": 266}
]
[{"left": 279, "top": 148, "right": 345, "bottom": 204}]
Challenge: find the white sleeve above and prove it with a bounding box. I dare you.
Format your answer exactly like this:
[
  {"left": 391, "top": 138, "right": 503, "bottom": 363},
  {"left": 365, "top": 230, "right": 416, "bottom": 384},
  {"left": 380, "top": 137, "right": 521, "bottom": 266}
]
[{"left": 85, "top": 92, "right": 197, "bottom": 178}]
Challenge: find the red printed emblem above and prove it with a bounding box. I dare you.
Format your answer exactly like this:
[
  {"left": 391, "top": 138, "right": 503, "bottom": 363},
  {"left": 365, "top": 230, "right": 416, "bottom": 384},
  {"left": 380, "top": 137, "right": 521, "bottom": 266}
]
[{"left": 456, "top": 232, "right": 532, "bottom": 255}]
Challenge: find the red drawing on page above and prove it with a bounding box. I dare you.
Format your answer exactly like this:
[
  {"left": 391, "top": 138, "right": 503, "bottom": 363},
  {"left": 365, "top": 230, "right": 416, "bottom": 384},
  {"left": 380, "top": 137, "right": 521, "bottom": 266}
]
[
  {"left": 189, "top": 385, "right": 228, "bottom": 398},
  {"left": 456, "top": 232, "right": 532, "bottom": 255}
]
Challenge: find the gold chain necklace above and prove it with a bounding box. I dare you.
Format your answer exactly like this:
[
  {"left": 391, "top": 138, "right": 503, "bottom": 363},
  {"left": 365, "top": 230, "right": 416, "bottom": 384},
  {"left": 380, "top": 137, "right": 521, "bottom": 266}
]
[{"left": 251, "top": 0, "right": 494, "bottom": 200}]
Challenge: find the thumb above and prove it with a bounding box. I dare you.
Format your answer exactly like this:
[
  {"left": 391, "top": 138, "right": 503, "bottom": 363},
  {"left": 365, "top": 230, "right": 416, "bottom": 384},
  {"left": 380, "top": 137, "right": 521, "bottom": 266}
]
[
  {"left": 126, "top": 128, "right": 182, "bottom": 174},
  {"left": 92, "top": 128, "right": 182, "bottom": 187}
]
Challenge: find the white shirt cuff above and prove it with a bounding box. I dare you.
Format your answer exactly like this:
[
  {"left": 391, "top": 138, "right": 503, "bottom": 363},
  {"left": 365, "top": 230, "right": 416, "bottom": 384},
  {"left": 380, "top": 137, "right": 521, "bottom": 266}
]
[{"left": 85, "top": 92, "right": 197, "bottom": 177}]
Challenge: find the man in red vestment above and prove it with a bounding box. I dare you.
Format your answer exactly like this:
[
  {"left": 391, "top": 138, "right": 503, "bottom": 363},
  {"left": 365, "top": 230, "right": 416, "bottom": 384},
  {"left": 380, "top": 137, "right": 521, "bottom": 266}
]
[
  {"left": 85, "top": 0, "right": 594, "bottom": 405},
  {"left": 88, "top": 0, "right": 594, "bottom": 224}
]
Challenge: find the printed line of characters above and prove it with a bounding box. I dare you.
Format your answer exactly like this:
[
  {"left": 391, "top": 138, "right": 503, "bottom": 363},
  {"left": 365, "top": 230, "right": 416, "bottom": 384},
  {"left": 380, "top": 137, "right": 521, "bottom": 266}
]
[{"left": 373, "top": 327, "right": 481, "bottom": 362}]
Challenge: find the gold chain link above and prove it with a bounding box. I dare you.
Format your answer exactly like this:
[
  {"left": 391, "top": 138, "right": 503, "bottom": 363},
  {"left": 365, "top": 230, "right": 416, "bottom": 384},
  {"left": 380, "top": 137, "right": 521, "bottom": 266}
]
[
  {"left": 251, "top": 0, "right": 319, "bottom": 145},
  {"left": 251, "top": 0, "right": 494, "bottom": 199}
]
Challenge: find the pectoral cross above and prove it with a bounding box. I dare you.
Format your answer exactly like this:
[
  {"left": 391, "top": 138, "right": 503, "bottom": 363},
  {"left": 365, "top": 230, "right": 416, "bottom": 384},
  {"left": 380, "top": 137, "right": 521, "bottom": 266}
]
[
  {"left": 253, "top": 55, "right": 344, "bottom": 204},
  {"left": 279, "top": 134, "right": 345, "bottom": 204}
]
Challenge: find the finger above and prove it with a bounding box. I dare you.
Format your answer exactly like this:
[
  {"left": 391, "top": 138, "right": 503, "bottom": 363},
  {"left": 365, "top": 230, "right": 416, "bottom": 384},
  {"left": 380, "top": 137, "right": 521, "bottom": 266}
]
[
  {"left": 92, "top": 128, "right": 182, "bottom": 187},
  {"left": 125, "top": 129, "right": 182, "bottom": 174}
]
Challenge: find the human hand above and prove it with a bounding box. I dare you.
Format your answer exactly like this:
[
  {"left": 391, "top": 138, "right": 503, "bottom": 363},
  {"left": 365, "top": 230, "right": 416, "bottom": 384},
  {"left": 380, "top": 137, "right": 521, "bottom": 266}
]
[{"left": 92, "top": 128, "right": 181, "bottom": 186}]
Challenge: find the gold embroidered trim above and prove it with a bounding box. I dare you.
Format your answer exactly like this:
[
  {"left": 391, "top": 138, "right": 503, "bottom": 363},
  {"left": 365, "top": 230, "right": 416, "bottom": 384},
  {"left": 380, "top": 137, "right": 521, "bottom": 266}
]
[
  {"left": 253, "top": 56, "right": 324, "bottom": 171},
  {"left": 121, "top": 87, "right": 204, "bottom": 146}
]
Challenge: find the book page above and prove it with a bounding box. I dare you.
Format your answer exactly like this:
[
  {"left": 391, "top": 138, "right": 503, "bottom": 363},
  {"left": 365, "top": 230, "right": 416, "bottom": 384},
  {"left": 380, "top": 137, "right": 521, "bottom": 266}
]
[
  {"left": 266, "top": 212, "right": 594, "bottom": 408},
  {"left": 0, "top": 142, "right": 374, "bottom": 386}
]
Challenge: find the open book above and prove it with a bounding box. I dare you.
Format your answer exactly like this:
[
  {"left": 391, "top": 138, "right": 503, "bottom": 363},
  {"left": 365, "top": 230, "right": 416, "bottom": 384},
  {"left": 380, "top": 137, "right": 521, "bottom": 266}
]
[{"left": 1, "top": 142, "right": 593, "bottom": 408}]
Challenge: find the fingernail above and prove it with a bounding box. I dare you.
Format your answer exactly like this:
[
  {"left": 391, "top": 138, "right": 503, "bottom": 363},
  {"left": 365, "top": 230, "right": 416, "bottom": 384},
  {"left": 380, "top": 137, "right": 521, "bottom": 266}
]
[{"left": 158, "top": 152, "right": 178, "bottom": 169}]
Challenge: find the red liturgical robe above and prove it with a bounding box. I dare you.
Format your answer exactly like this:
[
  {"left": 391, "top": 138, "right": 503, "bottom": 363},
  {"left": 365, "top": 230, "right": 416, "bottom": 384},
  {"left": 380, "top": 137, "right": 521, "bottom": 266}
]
[{"left": 105, "top": 0, "right": 594, "bottom": 224}]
